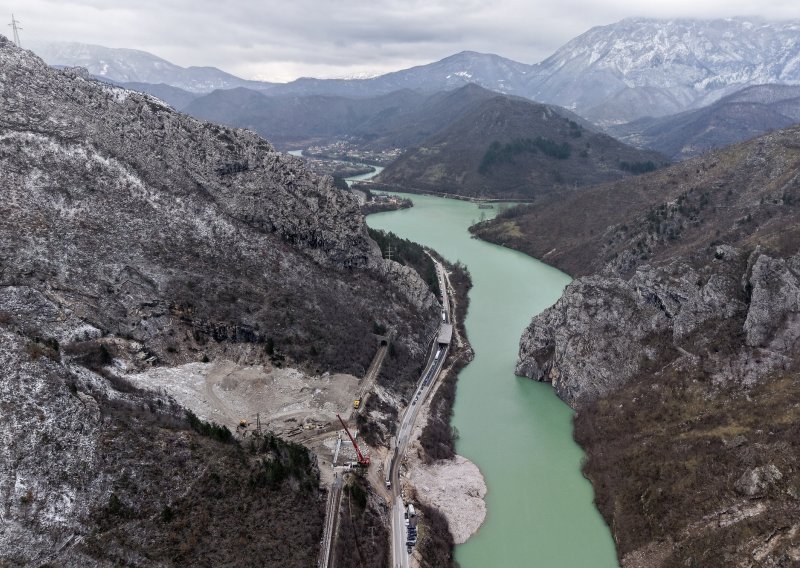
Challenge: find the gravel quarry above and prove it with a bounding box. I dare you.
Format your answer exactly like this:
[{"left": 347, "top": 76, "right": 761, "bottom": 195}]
[{"left": 126, "top": 359, "right": 360, "bottom": 435}]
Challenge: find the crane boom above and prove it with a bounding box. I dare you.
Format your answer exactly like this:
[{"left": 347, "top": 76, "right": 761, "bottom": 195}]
[{"left": 336, "top": 414, "right": 370, "bottom": 467}]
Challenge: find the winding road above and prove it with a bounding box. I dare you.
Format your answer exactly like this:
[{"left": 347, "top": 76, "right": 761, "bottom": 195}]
[{"left": 389, "top": 258, "right": 452, "bottom": 568}]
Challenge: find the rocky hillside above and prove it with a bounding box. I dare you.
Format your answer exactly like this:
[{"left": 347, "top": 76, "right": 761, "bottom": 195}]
[
  {"left": 477, "top": 127, "right": 800, "bottom": 565},
  {"left": 0, "top": 36, "right": 438, "bottom": 566},
  {"left": 525, "top": 17, "right": 800, "bottom": 125},
  {"left": 352, "top": 83, "right": 500, "bottom": 150},
  {"left": 376, "top": 94, "right": 664, "bottom": 199},
  {"left": 610, "top": 84, "right": 800, "bottom": 160}
]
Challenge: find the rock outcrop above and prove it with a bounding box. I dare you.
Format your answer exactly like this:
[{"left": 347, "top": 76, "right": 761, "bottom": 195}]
[
  {"left": 517, "top": 247, "right": 800, "bottom": 406},
  {"left": 734, "top": 465, "right": 784, "bottom": 497}
]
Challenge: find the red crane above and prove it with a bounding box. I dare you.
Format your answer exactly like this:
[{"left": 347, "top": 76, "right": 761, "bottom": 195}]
[{"left": 336, "top": 414, "right": 370, "bottom": 467}]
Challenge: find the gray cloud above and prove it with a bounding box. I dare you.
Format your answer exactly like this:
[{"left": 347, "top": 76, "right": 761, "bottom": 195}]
[{"left": 7, "top": 0, "right": 800, "bottom": 81}]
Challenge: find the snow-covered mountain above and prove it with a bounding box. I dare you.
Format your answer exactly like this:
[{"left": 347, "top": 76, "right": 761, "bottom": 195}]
[
  {"left": 362, "top": 50, "right": 533, "bottom": 95},
  {"left": 29, "top": 42, "right": 532, "bottom": 98},
  {"left": 29, "top": 19, "right": 800, "bottom": 123},
  {"left": 28, "top": 41, "right": 271, "bottom": 92},
  {"left": 525, "top": 18, "right": 800, "bottom": 124}
]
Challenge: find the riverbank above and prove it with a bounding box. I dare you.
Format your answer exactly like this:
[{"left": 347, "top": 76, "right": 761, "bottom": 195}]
[
  {"left": 353, "top": 180, "right": 535, "bottom": 204},
  {"left": 365, "top": 219, "right": 491, "bottom": 555},
  {"left": 410, "top": 455, "right": 487, "bottom": 544},
  {"left": 407, "top": 259, "right": 485, "bottom": 565},
  {"left": 366, "top": 193, "right": 618, "bottom": 568},
  {"left": 285, "top": 149, "right": 376, "bottom": 179},
  {"left": 363, "top": 248, "right": 485, "bottom": 567},
  {"left": 361, "top": 194, "right": 412, "bottom": 215}
]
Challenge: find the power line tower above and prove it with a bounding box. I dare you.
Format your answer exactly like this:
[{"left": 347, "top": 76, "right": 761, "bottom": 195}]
[
  {"left": 385, "top": 243, "right": 394, "bottom": 262},
  {"left": 8, "top": 14, "right": 22, "bottom": 47}
]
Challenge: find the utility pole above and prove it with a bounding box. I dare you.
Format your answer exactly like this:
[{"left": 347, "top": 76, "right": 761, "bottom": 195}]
[{"left": 8, "top": 14, "right": 21, "bottom": 47}]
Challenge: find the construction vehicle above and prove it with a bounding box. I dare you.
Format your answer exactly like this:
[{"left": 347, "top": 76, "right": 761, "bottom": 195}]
[
  {"left": 353, "top": 398, "right": 361, "bottom": 409},
  {"left": 336, "top": 413, "right": 370, "bottom": 467},
  {"left": 237, "top": 419, "right": 248, "bottom": 429}
]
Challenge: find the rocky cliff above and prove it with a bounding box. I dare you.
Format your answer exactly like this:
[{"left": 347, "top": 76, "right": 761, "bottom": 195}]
[
  {"left": 516, "top": 247, "right": 796, "bottom": 407},
  {"left": 0, "top": 36, "right": 437, "bottom": 566},
  {"left": 503, "top": 127, "right": 800, "bottom": 564}
]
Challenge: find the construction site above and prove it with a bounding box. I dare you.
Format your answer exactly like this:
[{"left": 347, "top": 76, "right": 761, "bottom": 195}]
[{"left": 125, "top": 258, "right": 460, "bottom": 568}]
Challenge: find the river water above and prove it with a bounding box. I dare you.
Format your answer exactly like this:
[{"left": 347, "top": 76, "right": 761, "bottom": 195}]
[
  {"left": 345, "top": 164, "right": 384, "bottom": 184},
  {"left": 287, "top": 150, "right": 384, "bottom": 183},
  {"left": 366, "top": 194, "right": 619, "bottom": 568}
]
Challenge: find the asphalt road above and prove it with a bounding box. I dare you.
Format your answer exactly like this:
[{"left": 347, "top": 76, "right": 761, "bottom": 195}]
[{"left": 389, "top": 259, "right": 451, "bottom": 568}]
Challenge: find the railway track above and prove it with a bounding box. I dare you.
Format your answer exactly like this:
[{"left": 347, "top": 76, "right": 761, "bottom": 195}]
[{"left": 320, "top": 473, "right": 343, "bottom": 568}]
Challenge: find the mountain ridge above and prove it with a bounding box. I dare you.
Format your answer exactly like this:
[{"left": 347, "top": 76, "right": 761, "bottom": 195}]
[
  {"left": 609, "top": 83, "right": 800, "bottom": 160},
  {"left": 525, "top": 17, "right": 800, "bottom": 124},
  {"left": 30, "top": 40, "right": 273, "bottom": 93},
  {"left": 31, "top": 18, "right": 800, "bottom": 123},
  {"left": 180, "top": 83, "right": 503, "bottom": 149}
]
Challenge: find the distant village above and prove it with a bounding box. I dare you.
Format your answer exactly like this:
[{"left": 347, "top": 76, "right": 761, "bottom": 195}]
[{"left": 303, "top": 138, "right": 403, "bottom": 167}]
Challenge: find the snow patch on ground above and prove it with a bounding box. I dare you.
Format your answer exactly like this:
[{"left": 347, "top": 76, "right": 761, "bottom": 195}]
[{"left": 100, "top": 83, "right": 130, "bottom": 102}]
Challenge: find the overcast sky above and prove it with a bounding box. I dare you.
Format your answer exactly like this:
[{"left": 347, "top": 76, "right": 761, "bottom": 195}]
[{"left": 7, "top": 0, "right": 800, "bottom": 82}]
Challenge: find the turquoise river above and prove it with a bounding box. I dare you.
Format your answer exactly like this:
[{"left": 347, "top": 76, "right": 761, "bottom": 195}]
[{"left": 366, "top": 194, "right": 619, "bottom": 567}]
